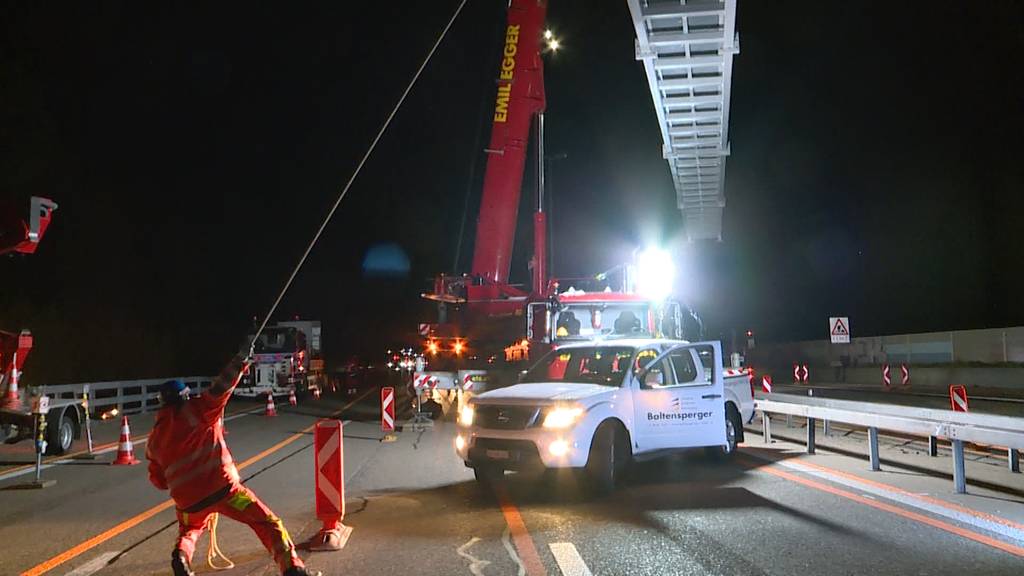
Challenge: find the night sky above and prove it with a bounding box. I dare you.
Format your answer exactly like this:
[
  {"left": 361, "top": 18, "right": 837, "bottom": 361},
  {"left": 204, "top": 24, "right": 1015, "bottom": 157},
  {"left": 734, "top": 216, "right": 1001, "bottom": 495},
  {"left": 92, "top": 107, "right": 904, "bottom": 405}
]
[{"left": 3, "top": 1, "right": 1023, "bottom": 384}]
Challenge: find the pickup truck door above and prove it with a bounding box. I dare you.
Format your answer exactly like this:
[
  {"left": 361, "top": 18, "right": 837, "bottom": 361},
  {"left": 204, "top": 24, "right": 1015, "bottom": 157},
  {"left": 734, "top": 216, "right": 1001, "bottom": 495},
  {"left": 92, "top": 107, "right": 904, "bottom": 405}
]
[{"left": 631, "top": 341, "right": 727, "bottom": 452}]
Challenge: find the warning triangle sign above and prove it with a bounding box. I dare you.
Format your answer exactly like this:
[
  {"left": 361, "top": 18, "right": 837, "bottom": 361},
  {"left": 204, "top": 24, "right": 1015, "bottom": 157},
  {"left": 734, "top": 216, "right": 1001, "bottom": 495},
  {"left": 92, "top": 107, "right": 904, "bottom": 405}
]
[{"left": 831, "top": 318, "right": 848, "bottom": 336}]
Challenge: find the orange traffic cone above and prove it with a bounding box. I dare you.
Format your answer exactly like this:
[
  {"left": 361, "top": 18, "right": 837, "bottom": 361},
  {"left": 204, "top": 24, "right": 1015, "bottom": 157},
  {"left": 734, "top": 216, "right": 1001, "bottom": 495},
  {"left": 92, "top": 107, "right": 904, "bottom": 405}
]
[
  {"left": 111, "top": 415, "right": 140, "bottom": 465},
  {"left": 313, "top": 387, "right": 321, "bottom": 400},
  {"left": 265, "top": 393, "right": 277, "bottom": 417},
  {"left": 289, "top": 388, "right": 297, "bottom": 406}
]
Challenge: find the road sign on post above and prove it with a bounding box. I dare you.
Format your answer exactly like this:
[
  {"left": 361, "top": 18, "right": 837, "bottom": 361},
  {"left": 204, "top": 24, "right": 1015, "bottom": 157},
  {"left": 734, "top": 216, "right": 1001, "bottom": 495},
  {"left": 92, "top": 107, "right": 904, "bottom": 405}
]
[
  {"left": 307, "top": 419, "right": 352, "bottom": 551},
  {"left": 950, "top": 385, "right": 969, "bottom": 412},
  {"left": 882, "top": 364, "right": 891, "bottom": 389},
  {"left": 829, "top": 317, "right": 850, "bottom": 343},
  {"left": 381, "top": 387, "right": 395, "bottom": 432},
  {"left": 900, "top": 364, "right": 910, "bottom": 387},
  {"left": 762, "top": 375, "right": 773, "bottom": 393}
]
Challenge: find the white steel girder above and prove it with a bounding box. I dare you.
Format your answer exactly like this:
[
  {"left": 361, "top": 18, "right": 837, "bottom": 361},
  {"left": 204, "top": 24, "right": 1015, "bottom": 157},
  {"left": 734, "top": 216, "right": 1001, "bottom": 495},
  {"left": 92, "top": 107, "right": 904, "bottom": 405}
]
[{"left": 627, "top": 0, "right": 739, "bottom": 241}]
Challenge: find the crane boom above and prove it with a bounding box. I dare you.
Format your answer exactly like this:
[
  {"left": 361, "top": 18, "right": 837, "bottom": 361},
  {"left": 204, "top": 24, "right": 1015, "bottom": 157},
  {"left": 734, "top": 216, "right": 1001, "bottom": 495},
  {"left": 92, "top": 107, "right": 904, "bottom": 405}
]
[{"left": 470, "top": 0, "right": 547, "bottom": 286}]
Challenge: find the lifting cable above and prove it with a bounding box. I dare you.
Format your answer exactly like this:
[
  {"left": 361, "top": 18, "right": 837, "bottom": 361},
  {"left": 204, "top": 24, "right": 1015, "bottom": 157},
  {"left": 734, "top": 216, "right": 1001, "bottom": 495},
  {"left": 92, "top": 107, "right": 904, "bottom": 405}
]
[{"left": 248, "top": 0, "right": 469, "bottom": 349}]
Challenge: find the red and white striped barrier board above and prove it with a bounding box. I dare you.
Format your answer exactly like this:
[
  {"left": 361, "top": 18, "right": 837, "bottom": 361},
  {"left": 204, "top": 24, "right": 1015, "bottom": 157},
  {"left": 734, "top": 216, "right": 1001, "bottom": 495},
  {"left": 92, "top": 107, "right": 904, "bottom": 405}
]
[
  {"left": 800, "top": 364, "right": 809, "bottom": 383},
  {"left": 413, "top": 374, "right": 438, "bottom": 390},
  {"left": 882, "top": 364, "right": 891, "bottom": 389},
  {"left": 724, "top": 368, "right": 746, "bottom": 377},
  {"left": 900, "top": 364, "right": 910, "bottom": 387},
  {"left": 793, "top": 364, "right": 800, "bottom": 383},
  {"left": 761, "top": 375, "right": 773, "bottom": 393},
  {"left": 462, "top": 374, "right": 474, "bottom": 390},
  {"left": 950, "top": 385, "right": 969, "bottom": 412},
  {"left": 315, "top": 420, "right": 345, "bottom": 526},
  {"left": 381, "top": 387, "right": 395, "bottom": 432}
]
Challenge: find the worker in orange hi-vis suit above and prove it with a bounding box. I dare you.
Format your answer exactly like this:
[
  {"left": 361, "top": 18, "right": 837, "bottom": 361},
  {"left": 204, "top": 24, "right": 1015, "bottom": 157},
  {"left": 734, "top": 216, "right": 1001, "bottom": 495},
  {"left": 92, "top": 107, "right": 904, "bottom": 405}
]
[{"left": 146, "top": 355, "right": 321, "bottom": 576}]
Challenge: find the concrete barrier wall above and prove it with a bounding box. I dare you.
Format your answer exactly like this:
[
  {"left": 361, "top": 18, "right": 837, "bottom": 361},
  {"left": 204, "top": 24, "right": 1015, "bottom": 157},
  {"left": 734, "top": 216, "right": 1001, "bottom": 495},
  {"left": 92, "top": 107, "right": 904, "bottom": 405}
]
[
  {"left": 750, "top": 326, "right": 1024, "bottom": 398},
  {"left": 752, "top": 326, "right": 1024, "bottom": 368}
]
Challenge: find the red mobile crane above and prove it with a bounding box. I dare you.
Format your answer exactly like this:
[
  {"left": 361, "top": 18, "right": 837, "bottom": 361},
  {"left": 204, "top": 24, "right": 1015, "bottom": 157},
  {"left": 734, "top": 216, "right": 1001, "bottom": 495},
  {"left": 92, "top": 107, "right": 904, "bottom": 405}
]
[{"left": 419, "top": 0, "right": 695, "bottom": 399}]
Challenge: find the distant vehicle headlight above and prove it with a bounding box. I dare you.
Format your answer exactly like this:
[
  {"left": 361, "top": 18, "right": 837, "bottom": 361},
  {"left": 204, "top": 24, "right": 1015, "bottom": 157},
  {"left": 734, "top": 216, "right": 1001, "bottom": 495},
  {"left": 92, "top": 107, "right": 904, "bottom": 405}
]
[
  {"left": 542, "top": 406, "right": 584, "bottom": 429},
  {"left": 459, "top": 405, "right": 475, "bottom": 427}
]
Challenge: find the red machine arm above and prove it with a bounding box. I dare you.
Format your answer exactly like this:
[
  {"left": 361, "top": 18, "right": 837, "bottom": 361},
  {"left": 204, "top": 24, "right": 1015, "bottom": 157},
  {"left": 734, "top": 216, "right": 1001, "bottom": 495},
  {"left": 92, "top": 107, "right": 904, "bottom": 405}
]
[
  {"left": 0, "top": 196, "right": 58, "bottom": 257},
  {"left": 470, "top": 0, "right": 547, "bottom": 286}
]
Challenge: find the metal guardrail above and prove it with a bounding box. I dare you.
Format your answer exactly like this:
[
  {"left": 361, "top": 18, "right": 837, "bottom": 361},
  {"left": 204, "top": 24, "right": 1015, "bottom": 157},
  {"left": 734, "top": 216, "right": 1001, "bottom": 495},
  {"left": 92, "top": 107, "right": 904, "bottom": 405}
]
[
  {"left": 755, "top": 393, "right": 1024, "bottom": 493},
  {"left": 34, "top": 377, "right": 214, "bottom": 416}
]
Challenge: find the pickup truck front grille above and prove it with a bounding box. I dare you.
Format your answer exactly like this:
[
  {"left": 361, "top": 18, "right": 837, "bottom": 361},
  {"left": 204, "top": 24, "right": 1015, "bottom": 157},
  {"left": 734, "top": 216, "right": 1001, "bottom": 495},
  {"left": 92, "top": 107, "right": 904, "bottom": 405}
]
[{"left": 474, "top": 405, "right": 540, "bottom": 430}]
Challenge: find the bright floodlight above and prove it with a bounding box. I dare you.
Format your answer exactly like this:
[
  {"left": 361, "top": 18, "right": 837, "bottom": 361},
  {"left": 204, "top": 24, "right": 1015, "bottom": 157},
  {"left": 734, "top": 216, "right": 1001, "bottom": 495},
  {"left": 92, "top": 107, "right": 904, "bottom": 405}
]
[
  {"left": 636, "top": 248, "right": 675, "bottom": 302},
  {"left": 544, "top": 29, "right": 553, "bottom": 40},
  {"left": 548, "top": 38, "right": 560, "bottom": 51}
]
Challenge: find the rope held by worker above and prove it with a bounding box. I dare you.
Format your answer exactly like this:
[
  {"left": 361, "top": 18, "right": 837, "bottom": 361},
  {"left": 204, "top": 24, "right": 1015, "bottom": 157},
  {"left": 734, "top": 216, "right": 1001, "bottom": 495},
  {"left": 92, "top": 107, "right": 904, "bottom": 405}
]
[{"left": 247, "top": 0, "right": 469, "bottom": 348}]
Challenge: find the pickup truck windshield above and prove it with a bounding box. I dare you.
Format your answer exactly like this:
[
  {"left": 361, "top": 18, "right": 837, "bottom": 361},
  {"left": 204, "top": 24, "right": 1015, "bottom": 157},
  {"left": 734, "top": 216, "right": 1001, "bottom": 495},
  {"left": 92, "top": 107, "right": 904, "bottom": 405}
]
[{"left": 521, "top": 346, "right": 635, "bottom": 385}]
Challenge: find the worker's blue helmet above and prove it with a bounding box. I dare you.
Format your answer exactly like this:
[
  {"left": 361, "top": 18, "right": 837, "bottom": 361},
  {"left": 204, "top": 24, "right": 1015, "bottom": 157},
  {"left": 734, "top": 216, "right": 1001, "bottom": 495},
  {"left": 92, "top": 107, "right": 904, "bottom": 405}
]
[{"left": 159, "top": 379, "right": 190, "bottom": 405}]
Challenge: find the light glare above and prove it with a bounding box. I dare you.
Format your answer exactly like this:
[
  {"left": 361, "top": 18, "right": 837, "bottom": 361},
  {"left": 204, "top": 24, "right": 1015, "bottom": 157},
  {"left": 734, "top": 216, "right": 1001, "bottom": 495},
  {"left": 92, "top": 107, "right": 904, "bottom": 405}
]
[{"left": 636, "top": 247, "right": 675, "bottom": 302}]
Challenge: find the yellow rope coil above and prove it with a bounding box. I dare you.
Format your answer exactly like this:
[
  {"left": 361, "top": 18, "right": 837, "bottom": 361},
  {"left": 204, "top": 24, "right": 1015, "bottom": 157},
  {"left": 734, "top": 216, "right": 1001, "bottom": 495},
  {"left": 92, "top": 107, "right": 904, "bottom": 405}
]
[{"left": 206, "top": 513, "right": 235, "bottom": 570}]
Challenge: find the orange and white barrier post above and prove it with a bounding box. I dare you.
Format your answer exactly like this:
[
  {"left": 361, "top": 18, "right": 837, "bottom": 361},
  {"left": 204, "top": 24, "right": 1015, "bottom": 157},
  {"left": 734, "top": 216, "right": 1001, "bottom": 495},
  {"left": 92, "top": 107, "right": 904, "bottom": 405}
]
[
  {"left": 950, "top": 385, "right": 969, "bottom": 412},
  {"left": 111, "top": 415, "right": 140, "bottom": 466},
  {"left": 306, "top": 419, "right": 352, "bottom": 551},
  {"left": 761, "top": 375, "right": 773, "bottom": 394},
  {"left": 381, "top": 387, "right": 395, "bottom": 433}
]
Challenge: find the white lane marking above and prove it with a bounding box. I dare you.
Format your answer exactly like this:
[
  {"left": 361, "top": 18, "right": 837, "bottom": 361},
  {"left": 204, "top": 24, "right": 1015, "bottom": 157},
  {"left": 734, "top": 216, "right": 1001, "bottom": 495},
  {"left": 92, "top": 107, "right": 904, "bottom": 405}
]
[
  {"left": 456, "top": 537, "right": 492, "bottom": 576},
  {"left": 0, "top": 408, "right": 262, "bottom": 483},
  {"left": 549, "top": 542, "right": 592, "bottom": 576},
  {"left": 501, "top": 527, "right": 526, "bottom": 576},
  {"left": 63, "top": 551, "right": 118, "bottom": 576},
  {"left": 756, "top": 454, "right": 1024, "bottom": 544}
]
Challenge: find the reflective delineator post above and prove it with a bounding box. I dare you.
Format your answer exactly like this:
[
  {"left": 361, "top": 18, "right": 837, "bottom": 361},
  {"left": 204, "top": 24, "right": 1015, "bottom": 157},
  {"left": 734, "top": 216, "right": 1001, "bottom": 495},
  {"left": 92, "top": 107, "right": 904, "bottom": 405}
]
[
  {"left": 305, "top": 419, "right": 352, "bottom": 551},
  {"left": 381, "top": 387, "right": 396, "bottom": 443}
]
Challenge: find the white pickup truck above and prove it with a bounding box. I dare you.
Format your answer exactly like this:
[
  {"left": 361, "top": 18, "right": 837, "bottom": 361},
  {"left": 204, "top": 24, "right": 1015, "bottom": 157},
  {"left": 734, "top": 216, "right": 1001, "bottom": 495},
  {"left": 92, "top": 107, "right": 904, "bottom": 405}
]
[{"left": 455, "top": 339, "right": 754, "bottom": 493}]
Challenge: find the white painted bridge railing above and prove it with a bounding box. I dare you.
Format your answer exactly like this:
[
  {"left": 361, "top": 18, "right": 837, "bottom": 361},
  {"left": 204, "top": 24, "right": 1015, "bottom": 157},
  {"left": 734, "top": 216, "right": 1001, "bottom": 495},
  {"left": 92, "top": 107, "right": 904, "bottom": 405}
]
[
  {"left": 755, "top": 393, "right": 1024, "bottom": 493},
  {"left": 35, "top": 377, "right": 214, "bottom": 415}
]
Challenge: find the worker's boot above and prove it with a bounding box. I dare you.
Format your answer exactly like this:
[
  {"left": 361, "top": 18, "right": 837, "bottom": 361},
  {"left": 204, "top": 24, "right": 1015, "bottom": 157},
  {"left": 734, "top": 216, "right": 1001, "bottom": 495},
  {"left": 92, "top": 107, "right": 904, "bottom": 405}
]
[
  {"left": 171, "top": 550, "right": 195, "bottom": 576},
  {"left": 283, "top": 568, "right": 322, "bottom": 576}
]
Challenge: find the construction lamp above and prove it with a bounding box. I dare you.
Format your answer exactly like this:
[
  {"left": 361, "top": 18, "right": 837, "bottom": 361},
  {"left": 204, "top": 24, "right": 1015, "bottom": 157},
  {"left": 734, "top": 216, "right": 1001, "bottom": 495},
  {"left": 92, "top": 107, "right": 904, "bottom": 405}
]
[
  {"left": 636, "top": 247, "right": 675, "bottom": 302},
  {"left": 453, "top": 341, "right": 465, "bottom": 355},
  {"left": 542, "top": 406, "right": 583, "bottom": 429},
  {"left": 459, "top": 405, "right": 475, "bottom": 427},
  {"left": 427, "top": 341, "right": 439, "bottom": 355}
]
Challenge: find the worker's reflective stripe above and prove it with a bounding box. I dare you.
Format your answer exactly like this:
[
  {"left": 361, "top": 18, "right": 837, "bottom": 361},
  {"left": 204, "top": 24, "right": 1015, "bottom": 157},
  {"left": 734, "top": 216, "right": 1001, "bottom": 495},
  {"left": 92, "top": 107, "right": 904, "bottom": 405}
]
[
  {"left": 164, "top": 441, "right": 222, "bottom": 480},
  {"left": 225, "top": 490, "right": 253, "bottom": 512},
  {"left": 166, "top": 451, "right": 234, "bottom": 492}
]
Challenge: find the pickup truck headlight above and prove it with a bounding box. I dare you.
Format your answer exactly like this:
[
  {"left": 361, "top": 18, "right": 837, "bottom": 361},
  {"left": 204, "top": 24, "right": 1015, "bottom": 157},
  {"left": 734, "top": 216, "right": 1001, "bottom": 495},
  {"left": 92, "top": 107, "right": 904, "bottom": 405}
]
[
  {"left": 542, "top": 407, "right": 584, "bottom": 429},
  {"left": 459, "top": 405, "right": 475, "bottom": 427}
]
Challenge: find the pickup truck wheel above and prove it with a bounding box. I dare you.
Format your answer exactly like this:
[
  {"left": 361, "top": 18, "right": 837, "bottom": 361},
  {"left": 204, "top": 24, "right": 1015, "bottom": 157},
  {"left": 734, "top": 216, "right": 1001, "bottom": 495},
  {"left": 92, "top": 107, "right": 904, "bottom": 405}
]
[
  {"left": 585, "top": 422, "right": 628, "bottom": 495},
  {"left": 46, "top": 410, "right": 75, "bottom": 455},
  {"left": 706, "top": 405, "right": 741, "bottom": 462}
]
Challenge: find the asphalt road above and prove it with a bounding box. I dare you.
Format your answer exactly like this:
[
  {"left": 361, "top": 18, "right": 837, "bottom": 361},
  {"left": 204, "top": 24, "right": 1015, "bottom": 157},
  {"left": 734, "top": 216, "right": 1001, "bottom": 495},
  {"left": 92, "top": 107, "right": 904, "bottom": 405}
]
[{"left": 1, "top": 386, "right": 1022, "bottom": 576}]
